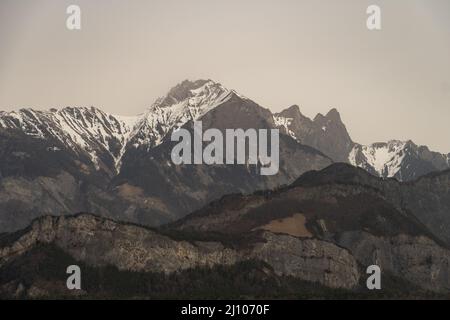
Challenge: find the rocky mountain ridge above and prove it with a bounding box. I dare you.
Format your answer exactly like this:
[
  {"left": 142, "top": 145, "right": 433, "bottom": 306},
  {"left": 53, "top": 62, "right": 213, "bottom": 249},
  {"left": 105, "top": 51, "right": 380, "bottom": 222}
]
[
  {"left": 2, "top": 81, "right": 448, "bottom": 182},
  {"left": 1, "top": 162, "right": 450, "bottom": 298},
  {"left": 0, "top": 213, "right": 360, "bottom": 298},
  {"left": 274, "top": 105, "right": 449, "bottom": 181}
]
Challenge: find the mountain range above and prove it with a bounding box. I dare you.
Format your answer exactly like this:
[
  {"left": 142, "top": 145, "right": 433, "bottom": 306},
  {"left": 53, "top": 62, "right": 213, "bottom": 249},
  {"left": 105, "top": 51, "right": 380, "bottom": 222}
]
[
  {"left": 274, "top": 104, "right": 449, "bottom": 180},
  {"left": 0, "top": 79, "right": 449, "bottom": 298},
  {"left": 0, "top": 79, "right": 447, "bottom": 233}
]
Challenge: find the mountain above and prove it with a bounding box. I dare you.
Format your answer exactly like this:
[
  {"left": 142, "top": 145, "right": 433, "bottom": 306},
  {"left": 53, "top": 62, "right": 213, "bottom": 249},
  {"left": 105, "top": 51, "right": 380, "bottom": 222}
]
[
  {"left": 274, "top": 105, "right": 354, "bottom": 163},
  {"left": 0, "top": 79, "right": 449, "bottom": 299},
  {"left": 0, "top": 106, "right": 138, "bottom": 175},
  {"left": 170, "top": 163, "right": 450, "bottom": 293},
  {"left": 0, "top": 80, "right": 332, "bottom": 233},
  {"left": 348, "top": 140, "right": 450, "bottom": 181},
  {"left": 128, "top": 80, "right": 240, "bottom": 148},
  {"left": 115, "top": 85, "right": 332, "bottom": 227},
  {"left": 0, "top": 213, "right": 360, "bottom": 298},
  {"left": 0, "top": 79, "right": 447, "bottom": 234},
  {"left": 290, "top": 163, "right": 450, "bottom": 245},
  {"left": 273, "top": 105, "right": 449, "bottom": 180},
  {"left": 1, "top": 164, "right": 449, "bottom": 298}
]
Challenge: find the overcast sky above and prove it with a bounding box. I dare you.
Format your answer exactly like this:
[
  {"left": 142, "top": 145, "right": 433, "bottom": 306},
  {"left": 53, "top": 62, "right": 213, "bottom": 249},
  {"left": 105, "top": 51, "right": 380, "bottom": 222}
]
[{"left": 0, "top": 0, "right": 449, "bottom": 152}]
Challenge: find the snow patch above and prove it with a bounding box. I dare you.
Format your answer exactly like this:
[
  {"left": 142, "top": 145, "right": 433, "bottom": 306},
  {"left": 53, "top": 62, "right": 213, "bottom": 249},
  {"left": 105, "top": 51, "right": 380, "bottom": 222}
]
[
  {"left": 273, "top": 116, "right": 297, "bottom": 141},
  {"left": 349, "top": 140, "right": 406, "bottom": 178}
]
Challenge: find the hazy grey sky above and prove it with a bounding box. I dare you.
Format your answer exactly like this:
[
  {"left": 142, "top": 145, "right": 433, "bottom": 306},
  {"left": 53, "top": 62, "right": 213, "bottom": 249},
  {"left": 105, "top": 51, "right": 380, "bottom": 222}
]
[{"left": 0, "top": 0, "right": 449, "bottom": 152}]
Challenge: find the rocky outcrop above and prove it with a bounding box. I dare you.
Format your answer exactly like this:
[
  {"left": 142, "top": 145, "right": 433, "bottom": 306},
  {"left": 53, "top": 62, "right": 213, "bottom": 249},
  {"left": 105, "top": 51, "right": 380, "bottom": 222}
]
[
  {"left": 337, "top": 232, "right": 450, "bottom": 292},
  {"left": 0, "top": 214, "right": 359, "bottom": 291},
  {"left": 3, "top": 210, "right": 449, "bottom": 295},
  {"left": 251, "top": 232, "right": 359, "bottom": 289},
  {"left": 274, "top": 106, "right": 354, "bottom": 163}
]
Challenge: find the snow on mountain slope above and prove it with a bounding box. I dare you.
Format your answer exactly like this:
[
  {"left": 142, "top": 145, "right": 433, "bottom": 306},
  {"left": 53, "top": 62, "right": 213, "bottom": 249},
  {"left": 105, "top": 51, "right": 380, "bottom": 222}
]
[
  {"left": 348, "top": 140, "right": 450, "bottom": 180},
  {"left": 112, "top": 114, "right": 140, "bottom": 168},
  {"left": 348, "top": 141, "right": 406, "bottom": 178},
  {"left": 128, "top": 79, "right": 236, "bottom": 148},
  {"left": 273, "top": 116, "right": 297, "bottom": 141},
  {"left": 2, "top": 80, "right": 447, "bottom": 181},
  {"left": 0, "top": 80, "right": 239, "bottom": 171},
  {"left": 0, "top": 107, "right": 139, "bottom": 172}
]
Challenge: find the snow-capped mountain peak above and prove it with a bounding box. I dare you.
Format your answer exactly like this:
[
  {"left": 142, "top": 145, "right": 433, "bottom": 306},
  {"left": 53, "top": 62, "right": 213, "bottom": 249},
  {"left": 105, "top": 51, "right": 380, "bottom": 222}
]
[
  {"left": 154, "top": 79, "right": 229, "bottom": 108},
  {"left": 0, "top": 80, "right": 243, "bottom": 173},
  {"left": 1, "top": 81, "right": 448, "bottom": 182},
  {"left": 129, "top": 79, "right": 237, "bottom": 147}
]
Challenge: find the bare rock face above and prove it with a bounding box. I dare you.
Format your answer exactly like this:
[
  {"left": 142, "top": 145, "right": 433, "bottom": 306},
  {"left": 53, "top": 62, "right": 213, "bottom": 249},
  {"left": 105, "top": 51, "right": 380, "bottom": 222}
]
[
  {"left": 0, "top": 214, "right": 359, "bottom": 290},
  {"left": 336, "top": 232, "right": 450, "bottom": 293},
  {"left": 274, "top": 106, "right": 354, "bottom": 163},
  {"left": 252, "top": 233, "right": 359, "bottom": 289}
]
